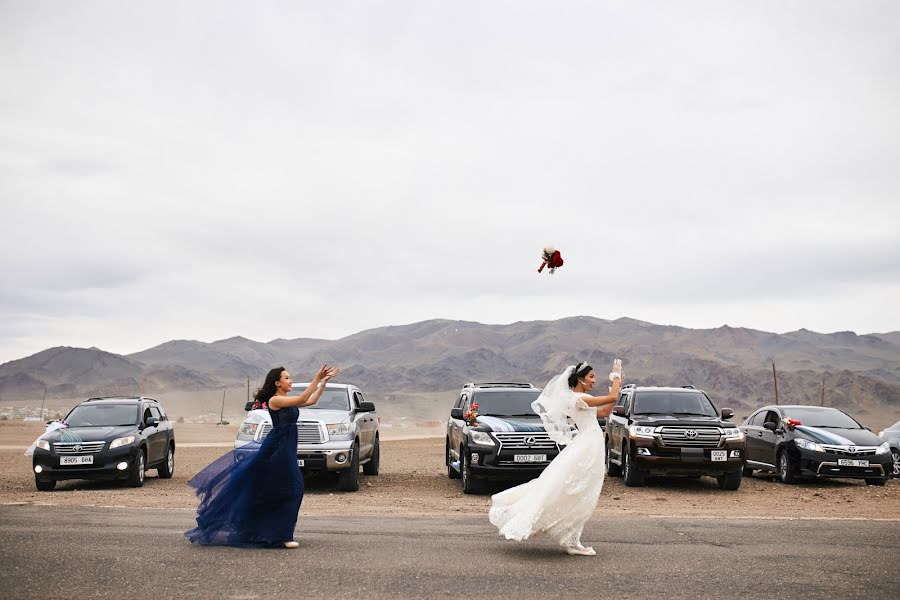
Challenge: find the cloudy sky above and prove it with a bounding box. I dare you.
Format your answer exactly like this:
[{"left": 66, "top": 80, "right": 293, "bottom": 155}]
[{"left": 1, "top": 1, "right": 898, "bottom": 365}]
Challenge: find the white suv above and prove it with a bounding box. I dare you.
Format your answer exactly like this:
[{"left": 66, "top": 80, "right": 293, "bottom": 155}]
[{"left": 234, "top": 383, "right": 380, "bottom": 491}]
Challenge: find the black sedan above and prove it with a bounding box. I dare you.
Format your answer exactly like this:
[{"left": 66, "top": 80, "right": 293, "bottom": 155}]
[
  {"left": 31, "top": 397, "right": 175, "bottom": 491},
  {"left": 740, "top": 405, "right": 892, "bottom": 486}
]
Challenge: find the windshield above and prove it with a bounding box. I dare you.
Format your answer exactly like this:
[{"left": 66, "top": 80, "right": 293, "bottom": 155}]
[
  {"left": 632, "top": 392, "right": 718, "bottom": 417},
  {"left": 782, "top": 407, "right": 862, "bottom": 429},
  {"left": 472, "top": 390, "right": 542, "bottom": 416},
  {"left": 287, "top": 388, "right": 350, "bottom": 410},
  {"left": 65, "top": 404, "right": 139, "bottom": 427}
]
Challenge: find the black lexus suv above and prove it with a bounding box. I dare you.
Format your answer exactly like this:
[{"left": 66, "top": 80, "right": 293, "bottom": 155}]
[
  {"left": 31, "top": 397, "right": 176, "bottom": 491},
  {"left": 605, "top": 385, "right": 745, "bottom": 490},
  {"left": 446, "top": 382, "right": 561, "bottom": 494}
]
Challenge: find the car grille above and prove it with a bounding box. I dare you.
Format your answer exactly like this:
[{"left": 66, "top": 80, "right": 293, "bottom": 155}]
[
  {"left": 54, "top": 441, "right": 105, "bottom": 454},
  {"left": 496, "top": 459, "right": 553, "bottom": 466},
  {"left": 494, "top": 432, "right": 558, "bottom": 451},
  {"left": 820, "top": 444, "right": 879, "bottom": 456},
  {"left": 658, "top": 426, "right": 722, "bottom": 448},
  {"left": 259, "top": 422, "right": 326, "bottom": 444}
]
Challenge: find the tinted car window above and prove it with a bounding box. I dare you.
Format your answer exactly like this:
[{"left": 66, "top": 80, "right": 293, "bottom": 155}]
[
  {"left": 287, "top": 388, "right": 350, "bottom": 410},
  {"left": 150, "top": 406, "right": 162, "bottom": 419},
  {"left": 632, "top": 392, "right": 717, "bottom": 417},
  {"left": 782, "top": 407, "right": 862, "bottom": 429},
  {"left": 472, "top": 390, "right": 542, "bottom": 416},
  {"left": 749, "top": 411, "right": 765, "bottom": 426},
  {"left": 66, "top": 404, "right": 139, "bottom": 427}
]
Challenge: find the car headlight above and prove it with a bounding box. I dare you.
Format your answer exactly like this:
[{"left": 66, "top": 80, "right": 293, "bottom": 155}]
[
  {"left": 795, "top": 438, "right": 824, "bottom": 452},
  {"left": 469, "top": 431, "right": 496, "bottom": 446},
  {"left": 629, "top": 425, "right": 656, "bottom": 439},
  {"left": 327, "top": 423, "right": 352, "bottom": 436},
  {"left": 35, "top": 439, "right": 51, "bottom": 451},
  {"left": 109, "top": 435, "right": 135, "bottom": 449},
  {"left": 876, "top": 442, "right": 890, "bottom": 455},
  {"left": 722, "top": 428, "right": 745, "bottom": 441},
  {"left": 238, "top": 422, "right": 260, "bottom": 437}
]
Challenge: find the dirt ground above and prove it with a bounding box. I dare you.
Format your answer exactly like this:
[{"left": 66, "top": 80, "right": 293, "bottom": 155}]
[{"left": 2, "top": 421, "right": 897, "bottom": 519}]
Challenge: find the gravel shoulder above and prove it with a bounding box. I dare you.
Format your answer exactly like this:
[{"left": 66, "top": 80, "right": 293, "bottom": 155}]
[{"left": 2, "top": 422, "right": 897, "bottom": 519}]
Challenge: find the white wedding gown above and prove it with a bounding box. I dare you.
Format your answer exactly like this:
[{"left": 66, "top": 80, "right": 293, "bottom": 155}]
[{"left": 489, "top": 392, "right": 605, "bottom": 549}]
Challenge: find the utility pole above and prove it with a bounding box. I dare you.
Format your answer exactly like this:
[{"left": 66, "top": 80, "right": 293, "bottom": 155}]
[
  {"left": 771, "top": 361, "right": 779, "bottom": 406},
  {"left": 821, "top": 375, "right": 825, "bottom": 406},
  {"left": 39, "top": 386, "right": 47, "bottom": 421},
  {"left": 219, "top": 386, "right": 227, "bottom": 425},
  {"left": 247, "top": 377, "right": 250, "bottom": 405}
]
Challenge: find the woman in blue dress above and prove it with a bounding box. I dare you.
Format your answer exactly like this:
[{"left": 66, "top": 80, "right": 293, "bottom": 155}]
[{"left": 185, "top": 364, "right": 339, "bottom": 548}]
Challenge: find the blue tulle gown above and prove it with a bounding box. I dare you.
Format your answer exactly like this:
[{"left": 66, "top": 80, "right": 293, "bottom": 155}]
[{"left": 185, "top": 406, "right": 304, "bottom": 547}]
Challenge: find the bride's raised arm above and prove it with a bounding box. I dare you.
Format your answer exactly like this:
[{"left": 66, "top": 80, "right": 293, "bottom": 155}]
[{"left": 579, "top": 375, "right": 622, "bottom": 408}]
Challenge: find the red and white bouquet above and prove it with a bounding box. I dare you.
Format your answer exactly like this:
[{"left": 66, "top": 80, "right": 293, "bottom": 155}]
[
  {"left": 463, "top": 402, "right": 480, "bottom": 427},
  {"left": 538, "top": 246, "right": 564, "bottom": 274},
  {"left": 782, "top": 417, "right": 802, "bottom": 431}
]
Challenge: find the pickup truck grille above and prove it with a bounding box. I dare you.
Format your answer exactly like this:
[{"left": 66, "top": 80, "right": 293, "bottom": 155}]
[
  {"left": 494, "top": 432, "right": 558, "bottom": 451},
  {"left": 54, "top": 441, "right": 106, "bottom": 454},
  {"left": 259, "top": 422, "right": 326, "bottom": 444},
  {"left": 657, "top": 426, "right": 721, "bottom": 448}
]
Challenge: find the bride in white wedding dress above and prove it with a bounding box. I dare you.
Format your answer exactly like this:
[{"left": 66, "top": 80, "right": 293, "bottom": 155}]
[{"left": 489, "top": 360, "right": 623, "bottom": 556}]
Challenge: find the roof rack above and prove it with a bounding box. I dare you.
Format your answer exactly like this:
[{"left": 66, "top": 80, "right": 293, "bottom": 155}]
[
  {"left": 463, "top": 382, "right": 535, "bottom": 389},
  {"left": 621, "top": 384, "right": 636, "bottom": 390},
  {"left": 85, "top": 396, "right": 156, "bottom": 402},
  {"left": 680, "top": 385, "right": 696, "bottom": 389}
]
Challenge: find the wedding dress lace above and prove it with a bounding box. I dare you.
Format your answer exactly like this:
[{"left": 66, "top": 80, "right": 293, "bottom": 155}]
[{"left": 489, "top": 366, "right": 606, "bottom": 551}]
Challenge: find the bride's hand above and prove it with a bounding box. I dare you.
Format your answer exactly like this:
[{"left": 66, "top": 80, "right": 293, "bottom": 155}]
[{"left": 323, "top": 366, "right": 341, "bottom": 381}]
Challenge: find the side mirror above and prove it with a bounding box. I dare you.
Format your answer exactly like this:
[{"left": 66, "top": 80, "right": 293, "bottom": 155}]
[
  {"left": 721, "top": 408, "right": 734, "bottom": 420},
  {"left": 450, "top": 408, "right": 464, "bottom": 420},
  {"left": 356, "top": 401, "right": 376, "bottom": 412},
  {"left": 145, "top": 417, "right": 160, "bottom": 428},
  {"left": 763, "top": 421, "right": 777, "bottom": 431},
  {"left": 613, "top": 406, "right": 627, "bottom": 417}
]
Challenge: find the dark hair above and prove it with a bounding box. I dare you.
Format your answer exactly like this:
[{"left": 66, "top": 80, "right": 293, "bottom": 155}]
[
  {"left": 252, "top": 366, "right": 286, "bottom": 409},
  {"left": 568, "top": 362, "right": 593, "bottom": 388}
]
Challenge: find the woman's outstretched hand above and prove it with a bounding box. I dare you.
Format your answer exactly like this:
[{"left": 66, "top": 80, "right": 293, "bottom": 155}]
[
  {"left": 313, "top": 364, "right": 330, "bottom": 381},
  {"left": 322, "top": 366, "right": 340, "bottom": 382}
]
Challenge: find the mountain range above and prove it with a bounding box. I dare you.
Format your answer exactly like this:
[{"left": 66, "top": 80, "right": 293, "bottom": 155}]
[{"left": 1, "top": 317, "right": 898, "bottom": 422}]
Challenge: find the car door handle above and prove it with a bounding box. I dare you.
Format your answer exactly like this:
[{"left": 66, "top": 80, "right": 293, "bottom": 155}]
[{"left": 756, "top": 432, "right": 763, "bottom": 437}]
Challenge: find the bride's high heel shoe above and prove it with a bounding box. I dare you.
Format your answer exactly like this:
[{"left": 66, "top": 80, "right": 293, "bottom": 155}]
[
  {"left": 565, "top": 544, "right": 596, "bottom": 556},
  {"left": 283, "top": 541, "right": 300, "bottom": 549}
]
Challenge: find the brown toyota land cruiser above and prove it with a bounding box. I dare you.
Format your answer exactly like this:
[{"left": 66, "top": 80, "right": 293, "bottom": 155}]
[{"left": 605, "top": 385, "right": 745, "bottom": 490}]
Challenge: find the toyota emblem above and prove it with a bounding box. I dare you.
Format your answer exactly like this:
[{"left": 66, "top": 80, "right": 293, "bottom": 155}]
[
  {"left": 73, "top": 444, "right": 82, "bottom": 452},
  {"left": 848, "top": 446, "right": 857, "bottom": 454},
  {"left": 525, "top": 436, "right": 536, "bottom": 446},
  {"left": 684, "top": 430, "right": 698, "bottom": 439}
]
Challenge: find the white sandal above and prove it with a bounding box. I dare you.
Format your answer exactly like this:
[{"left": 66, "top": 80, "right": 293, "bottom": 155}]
[
  {"left": 283, "top": 541, "right": 299, "bottom": 549},
  {"left": 565, "top": 544, "right": 596, "bottom": 556}
]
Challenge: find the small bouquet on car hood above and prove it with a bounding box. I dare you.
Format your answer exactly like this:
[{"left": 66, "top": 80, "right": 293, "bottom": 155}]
[
  {"left": 24, "top": 419, "right": 80, "bottom": 456},
  {"left": 463, "top": 403, "right": 480, "bottom": 427},
  {"left": 782, "top": 417, "right": 802, "bottom": 431},
  {"left": 538, "top": 246, "right": 564, "bottom": 274}
]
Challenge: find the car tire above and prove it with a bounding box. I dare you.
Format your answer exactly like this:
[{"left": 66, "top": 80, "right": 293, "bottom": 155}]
[
  {"left": 461, "top": 446, "right": 484, "bottom": 495},
  {"left": 605, "top": 440, "right": 622, "bottom": 477},
  {"left": 128, "top": 448, "right": 146, "bottom": 488},
  {"left": 622, "top": 445, "right": 645, "bottom": 487},
  {"left": 865, "top": 477, "right": 887, "bottom": 486},
  {"left": 35, "top": 477, "right": 56, "bottom": 492},
  {"left": 742, "top": 466, "right": 754, "bottom": 477},
  {"left": 157, "top": 443, "right": 175, "bottom": 479},
  {"left": 717, "top": 470, "right": 742, "bottom": 491},
  {"left": 777, "top": 450, "right": 797, "bottom": 484},
  {"left": 363, "top": 436, "right": 380, "bottom": 476},
  {"left": 447, "top": 438, "right": 460, "bottom": 480},
  {"left": 337, "top": 442, "right": 360, "bottom": 492},
  {"left": 891, "top": 449, "right": 900, "bottom": 478}
]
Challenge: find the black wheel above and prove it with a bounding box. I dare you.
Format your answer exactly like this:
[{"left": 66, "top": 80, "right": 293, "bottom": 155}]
[
  {"left": 35, "top": 477, "right": 55, "bottom": 492},
  {"left": 363, "top": 436, "right": 380, "bottom": 476},
  {"left": 865, "top": 477, "right": 887, "bottom": 487},
  {"left": 891, "top": 449, "right": 900, "bottom": 478},
  {"left": 777, "top": 450, "right": 796, "bottom": 484},
  {"left": 461, "top": 446, "right": 484, "bottom": 494},
  {"left": 337, "top": 442, "right": 360, "bottom": 491},
  {"left": 622, "top": 445, "right": 645, "bottom": 487},
  {"left": 128, "top": 449, "right": 146, "bottom": 488},
  {"left": 742, "top": 466, "right": 754, "bottom": 477},
  {"left": 717, "top": 470, "right": 742, "bottom": 490},
  {"left": 605, "top": 439, "right": 622, "bottom": 477},
  {"left": 447, "top": 438, "right": 460, "bottom": 479},
  {"left": 157, "top": 444, "right": 175, "bottom": 479}
]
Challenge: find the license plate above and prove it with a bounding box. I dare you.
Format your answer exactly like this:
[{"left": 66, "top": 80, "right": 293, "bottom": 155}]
[
  {"left": 838, "top": 459, "right": 869, "bottom": 467},
  {"left": 710, "top": 451, "right": 727, "bottom": 462},
  {"left": 61, "top": 455, "right": 93, "bottom": 465},
  {"left": 514, "top": 454, "right": 547, "bottom": 463},
  {"left": 297, "top": 459, "right": 305, "bottom": 467}
]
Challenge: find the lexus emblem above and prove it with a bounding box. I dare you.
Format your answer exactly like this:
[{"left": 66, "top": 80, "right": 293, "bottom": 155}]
[
  {"left": 74, "top": 444, "right": 82, "bottom": 452},
  {"left": 525, "top": 436, "right": 536, "bottom": 446},
  {"left": 684, "top": 430, "right": 698, "bottom": 439}
]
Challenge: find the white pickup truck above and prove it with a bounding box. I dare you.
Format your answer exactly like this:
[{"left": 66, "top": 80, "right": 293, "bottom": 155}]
[{"left": 234, "top": 382, "right": 380, "bottom": 491}]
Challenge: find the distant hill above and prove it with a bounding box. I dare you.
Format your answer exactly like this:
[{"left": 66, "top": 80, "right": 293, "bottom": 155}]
[{"left": 1, "top": 317, "right": 898, "bottom": 421}]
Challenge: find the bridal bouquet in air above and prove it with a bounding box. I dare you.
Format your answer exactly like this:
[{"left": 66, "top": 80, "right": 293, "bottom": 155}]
[{"left": 538, "top": 246, "right": 564, "bottom": 274}]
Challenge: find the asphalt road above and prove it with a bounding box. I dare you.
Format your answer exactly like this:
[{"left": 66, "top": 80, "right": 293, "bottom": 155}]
[{"left": 0, "top": 506, "right": 897, "bottom": 600}]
